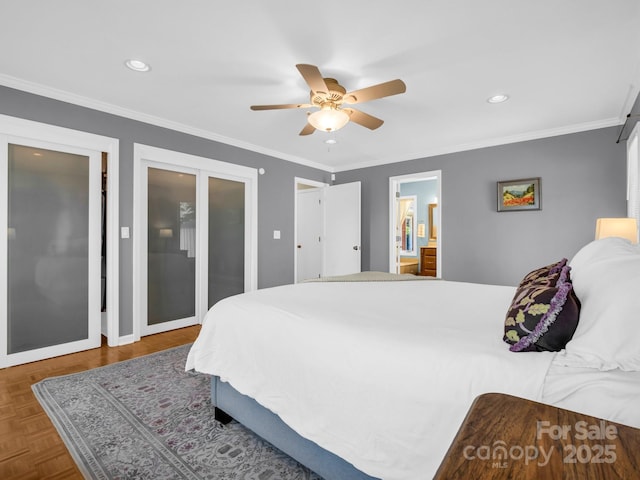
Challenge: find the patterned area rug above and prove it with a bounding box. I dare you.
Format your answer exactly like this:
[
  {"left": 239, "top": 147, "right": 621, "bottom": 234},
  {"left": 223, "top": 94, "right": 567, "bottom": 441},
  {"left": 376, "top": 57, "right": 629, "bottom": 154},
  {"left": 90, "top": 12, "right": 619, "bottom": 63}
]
[{"left": 32, "top": 345, "right": 322, "bottom": 479}]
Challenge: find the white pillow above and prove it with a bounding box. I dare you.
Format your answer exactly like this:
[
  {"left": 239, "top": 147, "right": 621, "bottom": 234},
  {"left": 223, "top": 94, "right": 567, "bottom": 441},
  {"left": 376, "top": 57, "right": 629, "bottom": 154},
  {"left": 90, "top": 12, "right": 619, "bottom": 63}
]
[
  {"left": 569, "top": 237, "right": 639, "bottom": 275},
  {"left": 557, "top": 239, "right": 640, "bottom": 370}
]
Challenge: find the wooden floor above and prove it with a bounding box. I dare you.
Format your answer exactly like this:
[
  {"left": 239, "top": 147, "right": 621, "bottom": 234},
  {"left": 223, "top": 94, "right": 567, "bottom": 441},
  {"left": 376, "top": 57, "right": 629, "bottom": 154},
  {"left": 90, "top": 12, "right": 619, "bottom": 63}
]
[{"left": 0, "top": 325, "right": 201, "bottom": 480}]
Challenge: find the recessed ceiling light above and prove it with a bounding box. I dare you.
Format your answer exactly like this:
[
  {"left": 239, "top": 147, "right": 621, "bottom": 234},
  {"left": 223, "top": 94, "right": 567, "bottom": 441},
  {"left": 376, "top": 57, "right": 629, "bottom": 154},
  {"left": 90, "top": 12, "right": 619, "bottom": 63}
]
[
  {"left": 487, "top": 94, "right": 509, "bottom": 104},
  {"left": 125, "top": 59, "right": 151, "bottom": 72},
  {"left": 325, "top": 138, "right": 337, "bottom": 145}
]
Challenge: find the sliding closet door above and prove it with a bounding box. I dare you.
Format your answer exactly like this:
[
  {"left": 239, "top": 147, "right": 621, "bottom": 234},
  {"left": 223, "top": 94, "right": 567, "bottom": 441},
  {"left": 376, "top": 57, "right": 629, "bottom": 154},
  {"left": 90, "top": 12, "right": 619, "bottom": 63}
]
[
  {"left": 1, "top": 141, "right": 101, "bottom": 367},
  {"left": 207, "top": 176, "right": 245, "bottom": 307},
  {"left": 142, "top": 165, "right": 198, "bottom": 336},
  {"left": 142, "top": 169, "right": 248, "bottom": 332},
  {"left": 134, "top": 144, "right": 258, "bottom": 339}
]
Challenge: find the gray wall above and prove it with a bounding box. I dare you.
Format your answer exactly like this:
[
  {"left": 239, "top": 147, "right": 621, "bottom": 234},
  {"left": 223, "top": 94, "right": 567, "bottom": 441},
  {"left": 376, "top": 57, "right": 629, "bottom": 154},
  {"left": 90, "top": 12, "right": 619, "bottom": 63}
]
[
  {"left": 335, "top": 127, "right": 627, "bottom": 286},
  {"left": 0, "top": 84, "right": 631, "bottom": 337},
  {"left": 0, "top": 86, "right": 330, "bottom": 336}
]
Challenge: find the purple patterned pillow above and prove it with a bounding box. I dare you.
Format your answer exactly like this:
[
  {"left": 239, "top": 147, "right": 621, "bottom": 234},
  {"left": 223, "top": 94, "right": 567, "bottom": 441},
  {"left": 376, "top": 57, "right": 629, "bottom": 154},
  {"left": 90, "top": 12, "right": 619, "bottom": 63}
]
[
  {"left": 504, "top": 265, "right": 580, "bottom": 352},
  {"left": 519, "top": 258, "right": 568, "bottom": 288}
]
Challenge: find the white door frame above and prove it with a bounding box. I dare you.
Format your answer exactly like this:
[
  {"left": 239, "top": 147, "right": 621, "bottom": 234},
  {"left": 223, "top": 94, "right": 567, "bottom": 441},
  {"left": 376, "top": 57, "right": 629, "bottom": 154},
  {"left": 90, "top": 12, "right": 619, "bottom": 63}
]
[
  {"left": 293, "top": 177, "right": 328, "bottom": 283},
  {"left": 0, "top": 115, "right": 120, "bottom": 366},
  {"left": 626, "top": 122, "right": 640, "bottom": 231},
  {"left": 389, "top": 170, "right": 442, "bottom": 276},
  {"left": 133, "top": 144, "right": 258, "bottom": 341}
]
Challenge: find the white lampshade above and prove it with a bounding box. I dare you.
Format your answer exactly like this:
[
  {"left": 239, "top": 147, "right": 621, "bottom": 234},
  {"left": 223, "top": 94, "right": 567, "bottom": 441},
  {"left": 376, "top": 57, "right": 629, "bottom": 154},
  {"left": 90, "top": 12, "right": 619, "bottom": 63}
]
[
  {"left": 308, "top": 106, "right": 350, "bottom": 132},
  {"left": 595, "top": 218, "right": 638, "bottom": 244}
]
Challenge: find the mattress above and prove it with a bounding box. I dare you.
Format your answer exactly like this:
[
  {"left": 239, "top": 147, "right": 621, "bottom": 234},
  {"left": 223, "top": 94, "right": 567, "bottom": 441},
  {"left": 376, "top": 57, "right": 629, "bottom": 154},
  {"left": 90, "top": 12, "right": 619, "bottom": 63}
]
[
  {"left": 542, "top": 361, "right": 640, "bottom": 428},
  {"left": 186, "top": 279, "right": 558, "bottom": 480}
]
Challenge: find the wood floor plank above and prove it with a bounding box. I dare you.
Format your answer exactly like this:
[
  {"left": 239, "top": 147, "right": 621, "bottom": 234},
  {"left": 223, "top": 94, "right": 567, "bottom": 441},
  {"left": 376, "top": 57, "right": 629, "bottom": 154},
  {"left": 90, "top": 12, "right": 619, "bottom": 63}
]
[{"left": 0, "top": 326, "right": 200, "bottom": 480}]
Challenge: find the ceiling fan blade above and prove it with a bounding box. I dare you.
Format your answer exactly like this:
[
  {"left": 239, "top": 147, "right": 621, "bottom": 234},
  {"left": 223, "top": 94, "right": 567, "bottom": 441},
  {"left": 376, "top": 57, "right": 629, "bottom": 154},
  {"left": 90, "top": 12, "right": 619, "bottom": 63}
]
[
  {"left": 296, "top": 64, "right": 329, "bottom": 94},
  {"left": 343, "top": 79, "right": 406, "bottom": 104},
  {"left": 299, "top": 122, "right": 316, "bottom": 136},
  {"left": 344, "top": 108, "right": 384, "bottom": 130},
  {"left": 250, "top": 103, "right": 312, "bottom": 111}
]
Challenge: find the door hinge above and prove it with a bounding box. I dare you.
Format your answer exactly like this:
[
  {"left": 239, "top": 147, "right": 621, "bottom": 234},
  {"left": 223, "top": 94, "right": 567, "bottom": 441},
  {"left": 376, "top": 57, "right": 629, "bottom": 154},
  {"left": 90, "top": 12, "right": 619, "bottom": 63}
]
[{"left": 318, "top": 236, "right": 321, "bottom": 242}]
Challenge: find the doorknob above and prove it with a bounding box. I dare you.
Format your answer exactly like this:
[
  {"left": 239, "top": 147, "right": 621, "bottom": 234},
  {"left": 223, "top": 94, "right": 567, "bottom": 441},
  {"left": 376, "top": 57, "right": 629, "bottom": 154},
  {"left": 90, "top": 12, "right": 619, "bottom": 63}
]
[
  {"left": 297, "top": 245, "right": 302, "bottom": 249},
  {"left": 353, "top": 245, "right": 359, "bottom": 251}
]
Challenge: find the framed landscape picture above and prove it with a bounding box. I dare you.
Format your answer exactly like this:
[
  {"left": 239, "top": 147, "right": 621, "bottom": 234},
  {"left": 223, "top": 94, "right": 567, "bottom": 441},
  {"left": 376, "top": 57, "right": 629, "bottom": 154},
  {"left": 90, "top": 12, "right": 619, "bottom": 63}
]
[{"left": 497, "top": 177, "right": 541, "bottom": 212}]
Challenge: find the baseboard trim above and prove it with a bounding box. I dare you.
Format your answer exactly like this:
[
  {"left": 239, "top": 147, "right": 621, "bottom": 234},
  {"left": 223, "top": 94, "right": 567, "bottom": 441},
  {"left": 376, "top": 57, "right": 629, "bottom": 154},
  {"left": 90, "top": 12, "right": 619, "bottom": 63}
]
[{"left": 118, "top": 334, "right": 135, "bottom": 346}]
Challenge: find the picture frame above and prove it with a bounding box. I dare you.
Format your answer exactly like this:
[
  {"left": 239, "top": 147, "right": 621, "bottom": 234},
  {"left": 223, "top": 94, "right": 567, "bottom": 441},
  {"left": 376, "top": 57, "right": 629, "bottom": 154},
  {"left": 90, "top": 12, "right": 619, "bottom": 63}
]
[{"left": 497, "top": 177, "right": 541, "bottom": 212}]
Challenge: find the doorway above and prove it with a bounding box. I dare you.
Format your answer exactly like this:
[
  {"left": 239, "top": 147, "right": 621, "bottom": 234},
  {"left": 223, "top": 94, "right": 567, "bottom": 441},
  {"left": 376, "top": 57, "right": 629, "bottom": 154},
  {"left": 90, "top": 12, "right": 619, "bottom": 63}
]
[
  {"left": 294, "top": 178, "right": 362, "bottom": 282},
  {"left": 389, "top": 171, "right": 441, "bottom": 276}
]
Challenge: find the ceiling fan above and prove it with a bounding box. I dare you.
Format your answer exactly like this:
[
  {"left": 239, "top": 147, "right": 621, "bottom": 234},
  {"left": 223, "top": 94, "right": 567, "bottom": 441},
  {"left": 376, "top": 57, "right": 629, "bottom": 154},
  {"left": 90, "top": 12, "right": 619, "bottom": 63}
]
[{"left": 250, "top": 64, "right": 406, "bottom": 136}]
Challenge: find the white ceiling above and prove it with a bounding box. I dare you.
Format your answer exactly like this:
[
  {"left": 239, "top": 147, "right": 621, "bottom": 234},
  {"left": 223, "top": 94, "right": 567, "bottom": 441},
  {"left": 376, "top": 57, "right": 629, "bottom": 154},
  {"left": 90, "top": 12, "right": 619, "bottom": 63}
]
[{"left": 1, "top": 1, "right": 639, "bottom": 172}]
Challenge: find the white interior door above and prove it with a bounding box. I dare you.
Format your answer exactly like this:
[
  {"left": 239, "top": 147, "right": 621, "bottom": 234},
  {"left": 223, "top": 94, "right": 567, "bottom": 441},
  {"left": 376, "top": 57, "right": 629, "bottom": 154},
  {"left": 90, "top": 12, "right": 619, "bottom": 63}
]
[
  {"left": 296, "top": 188, "right": 323, "bottom": 281},
  {"left": 323, "top": 181, "right": 361, "bottom": 276},
  {"left": 1, "top": 138, "right": 101, "bottom": 367}
]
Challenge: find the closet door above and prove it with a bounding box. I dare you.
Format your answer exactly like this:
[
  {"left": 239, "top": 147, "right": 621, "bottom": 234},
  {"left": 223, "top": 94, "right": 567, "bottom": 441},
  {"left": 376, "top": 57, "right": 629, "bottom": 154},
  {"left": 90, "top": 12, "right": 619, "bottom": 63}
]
[
  {"left": 134, "top": 144, "right": 258, "bottom": 339},
  {"left": 206, "top": 176, "right": 245, "bottom": 307},
  {"left": 142, "top": 167, "right": 251, "bottom": 334},
  {"left": 1, "top": 141, "right": 101, "bottom": 367},
  {"left": 142, "top": 164, "right": 198, "bottom": 336}
]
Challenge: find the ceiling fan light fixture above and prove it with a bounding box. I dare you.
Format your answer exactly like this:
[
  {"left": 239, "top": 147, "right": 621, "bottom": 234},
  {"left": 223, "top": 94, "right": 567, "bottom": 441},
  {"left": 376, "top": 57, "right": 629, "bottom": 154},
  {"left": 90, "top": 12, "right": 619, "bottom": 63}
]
[
  {"left": 250, "top": 64, "right": 405, "bottom": 135},
  {"left": 308, "top": 106, "right": 350, "bottom": 132}
]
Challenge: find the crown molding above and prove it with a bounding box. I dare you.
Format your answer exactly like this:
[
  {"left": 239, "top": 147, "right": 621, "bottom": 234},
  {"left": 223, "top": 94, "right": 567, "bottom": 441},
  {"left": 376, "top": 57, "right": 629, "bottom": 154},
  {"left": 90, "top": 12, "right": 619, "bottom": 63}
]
[
  {"left": 0, "top": 74, "right": 628, "bottom": 175},
  {"left": 334, "top": 116, "right": 625, "bottom": 172},
  {"left": 0, "top": 74, "right": 330, "bottom": 172}
]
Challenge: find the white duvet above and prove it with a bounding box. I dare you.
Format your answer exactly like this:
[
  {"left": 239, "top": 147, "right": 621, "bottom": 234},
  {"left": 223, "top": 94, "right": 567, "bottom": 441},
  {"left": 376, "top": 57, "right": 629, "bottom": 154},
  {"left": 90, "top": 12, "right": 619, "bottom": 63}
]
[{"left": 186, "top": 280, "right": 557, "bottom": 480}]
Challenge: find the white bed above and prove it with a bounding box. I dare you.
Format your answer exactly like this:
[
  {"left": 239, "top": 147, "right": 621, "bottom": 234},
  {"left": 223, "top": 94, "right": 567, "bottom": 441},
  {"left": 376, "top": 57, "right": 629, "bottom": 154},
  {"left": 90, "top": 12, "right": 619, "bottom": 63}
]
[{"left": 186, "top": 238, "right": 640, "bottom": 480}]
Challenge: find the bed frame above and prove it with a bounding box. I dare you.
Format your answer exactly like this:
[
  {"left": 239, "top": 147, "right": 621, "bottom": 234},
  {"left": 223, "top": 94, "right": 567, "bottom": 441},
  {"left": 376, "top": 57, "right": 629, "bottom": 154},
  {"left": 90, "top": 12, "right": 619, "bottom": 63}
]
[{"left": 211, "top": 376, "right": 379, "bottom": 480}]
